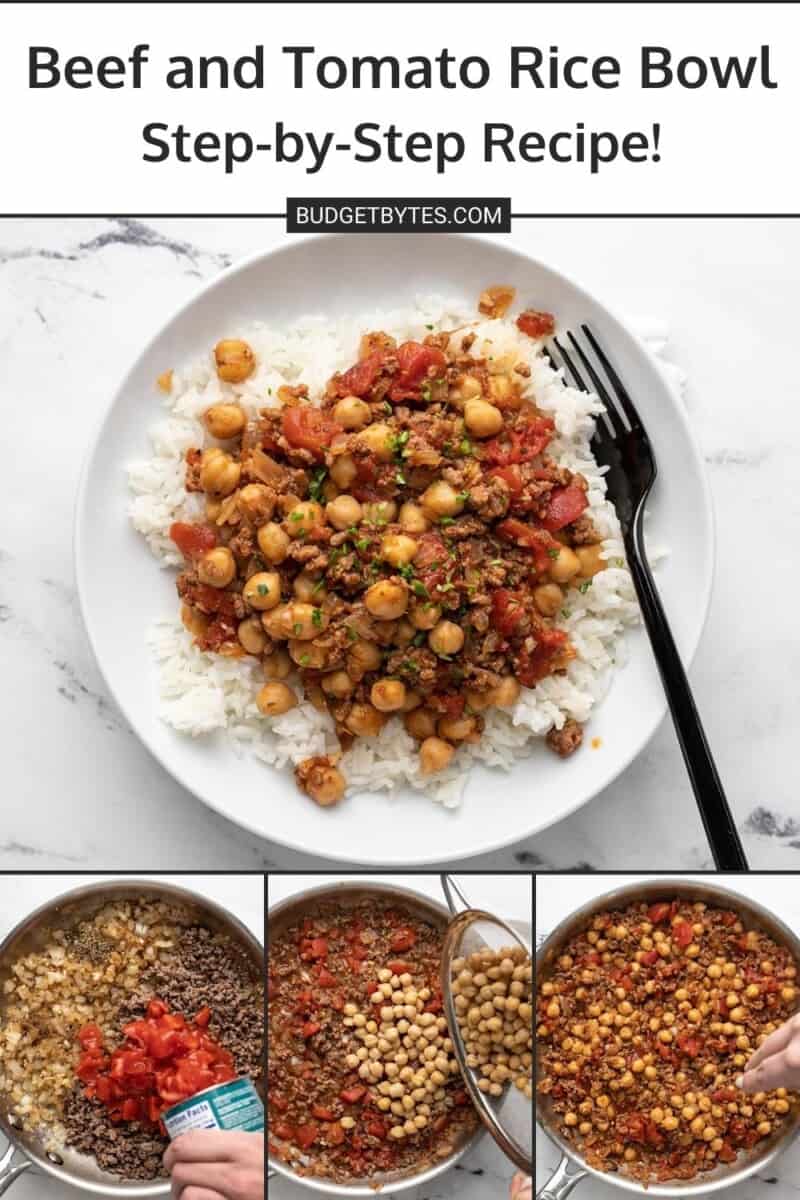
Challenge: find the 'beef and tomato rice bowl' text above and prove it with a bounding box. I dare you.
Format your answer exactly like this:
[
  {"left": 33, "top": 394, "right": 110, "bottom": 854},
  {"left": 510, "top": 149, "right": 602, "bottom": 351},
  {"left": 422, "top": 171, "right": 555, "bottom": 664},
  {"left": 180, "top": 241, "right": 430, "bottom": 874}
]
[
  {"left": 0, "top": 897, "right": 264, "bottom": 1180},
  {"left": 130, "top": 286, "right": 638, "bottom": 808}
]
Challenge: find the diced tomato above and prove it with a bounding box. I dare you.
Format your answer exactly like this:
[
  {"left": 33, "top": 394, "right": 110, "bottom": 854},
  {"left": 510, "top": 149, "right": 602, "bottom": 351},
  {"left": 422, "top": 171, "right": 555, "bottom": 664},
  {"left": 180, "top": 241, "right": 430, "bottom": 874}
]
[
  {"left": 645, "top": 1120, "right": 665, "bottom": 1148},
  {"left": 673, "top": 920, "right": 693, "bottom": 948},
  {"left": 516, "top": 309, "right": 556, "bottom": 339},
  {"left": 335, "top": 350, "right": 387, "bottom": 398},
  {"left": 312, "top": 1105, "right": 337, "bottom": 1121},
  {"left": 194, "top": 1006, "right": 211, "bottom": 1028},
  {"left": 78, "top": 1024, "right": 105, "bottom": 1049},
  {"left": 273, "top": 1122, "right": 296, "bottom": 1142},
  {"left": 389, "top": 342, "right": 447, "bottom": 402},
  {"left": 712, "top": 1087, "right": 739, "bottom": 1102},
  {"left": 487, "top": 464, "right": 524, "bottom": 496},
  {"left": 424, "top": 989, "right": 444, "bottom": 1013},
  {"left": 413, "top": 532, "right": 449, "bottom": 594},
  {"left": 617, "top": 1113, "right": 647, "bottom": 1144},
  {"left": 516, "top": 627, "right": 568, "bottom": 687},
  {"left": 490, "top": 588, "right": 527, "bottom": 639},
  {"left": 541, "top": 484, "right": 588, "bottom": 532},
  {"left": 325, "top": 1121, "right": 346, "bottom": 1146},
  {"left": 390, "top": 928, "right": 418, "bottom": 953},
  {"left": 295, "top": 1123, "right": 319, "bottom": 1149},
  {"left": 647, "top": 903, "right": 671, "bottom": 924},
  {"left": 300, "top": 937, "right": 329, "bottom": 961},
  {"left": 340, "top": 1086, "right": 366, "bottom": 1104},
  {"left": 452, "top": 1089, "right": 469, "bottom": 1107},
  {"left": 676, "top": 1032, "right": 702, "bottom": 1058},
  {"left": 281, "top": 407, "right": 341, "bottom": 458},
  {"left": 387, "top": 960, "right": 412, "bottom": 975},
  {"left": 271, "top": 1094, "right": 289, "bottom": 1112},
  {"left": 315, "top": 965, "right": 338, "bottom": 988},
  {"left": 640, "top": 949, "right": 659, "bottom": 966},
  {"left": 302, "top": 1022, "right": 321, "bottom": 1039},
  {"left": 430, "top": 691, "right": 466, "bottom": 719},
  {"left": 483, "top": 417, "right": 554, "bottom": 467},
  {"left": 496, "top": 517, "right": 561, "bottom": 574},
  {"left": 720, "top": 911, "right": 738, "bottom": 926},
  {"left": 365, "top": 1119, "right": 388, "bottom": 1140},
  {"left": 718, "top": 1142, "right": 738, "bottom": 1163},
  {"left": 169, "top": 522, "right": 216, "bottom": 559}
]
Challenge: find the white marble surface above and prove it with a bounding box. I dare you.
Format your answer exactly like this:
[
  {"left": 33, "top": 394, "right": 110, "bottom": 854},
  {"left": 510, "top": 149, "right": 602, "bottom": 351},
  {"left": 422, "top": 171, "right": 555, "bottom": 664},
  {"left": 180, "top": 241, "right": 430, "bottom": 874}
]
[
  {"left": 536, "top": 874, "right": 800, "bottom": 1200},
  {"left": 267, "top": 873, "right": 533, "bottom": 1200},
  {"left": 1, "top": 217, "right": 800, "bottom": 869},
  {"left": 0, "top": 872, "right": 264, "bottom": 1198}
]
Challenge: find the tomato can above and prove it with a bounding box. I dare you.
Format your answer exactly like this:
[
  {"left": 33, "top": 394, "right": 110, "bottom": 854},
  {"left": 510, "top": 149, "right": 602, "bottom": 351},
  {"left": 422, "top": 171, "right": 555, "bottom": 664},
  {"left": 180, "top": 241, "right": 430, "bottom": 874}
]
[{"left": 163, "top": 1077, "right": 264, "bottom": 1140}]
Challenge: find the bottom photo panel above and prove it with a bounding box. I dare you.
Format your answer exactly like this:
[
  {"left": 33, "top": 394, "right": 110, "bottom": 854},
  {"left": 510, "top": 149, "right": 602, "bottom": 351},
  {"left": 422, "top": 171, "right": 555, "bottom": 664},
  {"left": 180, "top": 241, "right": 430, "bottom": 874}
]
[
  {"left": 536, "top": 873, "right": 800, "bottom": 1200},
  {"left": 0, "top": 872, "right": 266, "bottom": 1199},
  {"left": 267, "top": 872, "right": 534, "bottom": 1199}
]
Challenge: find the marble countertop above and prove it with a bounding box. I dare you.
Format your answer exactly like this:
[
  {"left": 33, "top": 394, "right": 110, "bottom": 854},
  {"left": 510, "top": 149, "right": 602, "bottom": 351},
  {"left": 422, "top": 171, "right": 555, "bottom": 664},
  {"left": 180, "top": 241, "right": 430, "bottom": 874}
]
[
  {"left": 1, "top": 216, "right": 799, "bottom": 869},
  {"left": 268, "top": 873, "right": 532, "bottom": 1200},
  {"left": 536, "top": 874, "right": 800, "bottom": 1200},
  {"left": 0, "top": 872, "right": 264, "bottom": 1199}
]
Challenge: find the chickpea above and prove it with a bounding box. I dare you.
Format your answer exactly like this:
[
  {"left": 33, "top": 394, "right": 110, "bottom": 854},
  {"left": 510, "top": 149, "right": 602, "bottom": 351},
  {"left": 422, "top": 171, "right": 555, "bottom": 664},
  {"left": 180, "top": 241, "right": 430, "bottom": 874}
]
[
  {"left": 321, "top": 670, "right": 354, "bottom": 699},
  {"left": 428, "top": 620, "right": 464, "bottom": 657},
  {"left": 365, "top": 579, "right": 409, "bottom": 620},
  {"left": 488, "top": 374, "right": 516, "bottom": 407},
  {"left": 464, "top": 398, "right": 504, "bottom": 438},
  {"left": 465, "top": 688, "right": 493, "bottom": 712},
  {"left": 393, "top": 618, "right": 416, "bottom": 649},
  {"left": 292, "top": 572, "right": 324, "bottom": 603},
  {"left": 327, "top": 494, "right": 363, "bottom": 530},
  {"left": 203, "top": 403, "right": 246, "bottom": 440},
  {"left": 409, "top": 602, "right": 441, "bottom": 631},
  {"left": 286, "top": 501, "right": 324, "bottom": 540},
  {"left": 256, "top": 682, "right": 297, "bottom": 717},
  {"left": 363, "top": 499, "right": 397, "bottom": 526},
  {"left": 420, "top": 736, "right": 455, "bottom": 775},
  {"left": 347, "top": 639, "right": 383, "bottom": 677},
  {"left": 399, "top": 501, "right": 429, "bottom": 534},
  {"left": 214, "top": 338, "right": 255, "bottom": 383},
  {"left": 237, "top": 616, "right": 267, "bottom": 656},
  {"left": 181, "top": 604, "right": 209, "bottom": 638},
  {"left": 421, "top": 480, "right": 463, "bottom": 521},
  {"left": 197, "top": 546, "right": 235, "bottom": 589},
  {"left": 534, "top": 582, "right": 564, "bottom": 617},
  {"left": 288, "top": 639, "right": 327, "bottom": 670},
  {"left": 237, "top": 483, "right": 274, "bottom": 524},
  {"left": 576, "top": 544, "right": 607, "bottom": 579},
  {"left": 487, "top": 676, "right": 520, "bottom": 708},
  {"left": 333, "top": 394, "right": 372, "bottom": 430},
  {"left": 330, "top": 453, "right": 357, "bottom": 489},
  {"left": 263, "top": 648, "right": 292, "bottom": 679},
  {"left": 382, "top": 533, "right": 418, "bottom": 568},
  {"left": 303, "top": 762, "right": 346, "bottom": 807},
  {"left": 358, "top": 423, "right": 394, "bottom": 462},
  {"left": 371, "top": 679, "right": 407, "bottom": 712},
  {"left": 404, "top": 708, "right": 437, "bottom": 740},
  {"left": 287, "top": 602, "right": 327, "bottom": 640},
  {"left": 401, "top": 689, "right": 422, "bottom": 712},
  {"left": 345, "top": 703, "right": 387, "bottom": 738},
  {"left": 550, "top": 546, "right": 581, "bottom": 584},
  {"left": 257, "top": 522, "right": 290, "bottom": 564},
  {"left": 200, "top": 447, "right": 241, "bottom": 496},
  {"left": 438, "top": 715, "right": 478, "bottom": 742},
  {"left": 241, "top": 572, "right": 284, "bottom": 615},
  {"left": 261, "top": 603, "right": 292, "bottom": 641}
]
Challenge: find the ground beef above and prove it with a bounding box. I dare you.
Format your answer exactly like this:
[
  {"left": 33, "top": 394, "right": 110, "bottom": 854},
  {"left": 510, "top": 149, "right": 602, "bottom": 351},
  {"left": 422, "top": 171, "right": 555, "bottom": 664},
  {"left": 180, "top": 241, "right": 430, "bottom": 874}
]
[
  {"left": 547, "top": 718, "right": 584, "bottom": 757},
  {"left": 63, "top": 1088, "right": 168, "bottom": 1179}
]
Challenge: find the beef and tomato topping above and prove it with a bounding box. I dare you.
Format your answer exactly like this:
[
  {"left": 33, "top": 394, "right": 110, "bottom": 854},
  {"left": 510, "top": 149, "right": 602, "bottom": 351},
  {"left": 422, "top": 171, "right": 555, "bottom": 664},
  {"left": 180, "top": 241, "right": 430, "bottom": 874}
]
[
  {"left": 268, "top": 900, "right": 479, "bottom": 1182},
  {"left": 536, "top": 898, "right": 799, "bottom": 1182},
  {"left": 171, "top": 290, "right": 607, "bottom": 804}
]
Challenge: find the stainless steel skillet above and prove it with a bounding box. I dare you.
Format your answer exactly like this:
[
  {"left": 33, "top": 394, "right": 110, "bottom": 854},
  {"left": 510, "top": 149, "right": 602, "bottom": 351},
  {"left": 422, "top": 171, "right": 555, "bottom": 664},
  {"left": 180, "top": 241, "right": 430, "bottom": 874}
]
[
  {"left": 0, "top": 880, "right": 264, "bottom": 1197},
  {"left": 536, "top": 879, "right": 800, "bottom": 1200}
]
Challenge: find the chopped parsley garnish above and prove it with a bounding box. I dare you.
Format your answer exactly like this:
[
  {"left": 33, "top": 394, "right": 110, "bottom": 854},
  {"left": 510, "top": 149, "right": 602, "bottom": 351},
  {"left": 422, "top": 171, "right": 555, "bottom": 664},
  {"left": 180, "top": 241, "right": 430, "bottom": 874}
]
[
  {"left": 612, "top": 557, "right": 625, "bottom": 568},
  {"left": 383, "top": 401, "right": 392, "bottom": 414},
  {"left": 308, "top": 466, "right": 327, "bottom": 502},
  {"left": 355, "top": 538, "right": 370, "bottom": 551},
  {"left": 561, "top": 607, "right": 572, "bottom": 618},
  {"left": 578, "top": 579, "right": 593, "bottom": 594},
  {"left": 413, "top": 631, "right": 427, "bottom": 647},
  {"left": 459, "top": 437, "right": 474, "bottom": 457},
  {"left": 412, "top": 580, "right": 429, "bottom": 598},
  {"left": 456, "top": 490, "right": 471, "bottom": 503},
  {"left": 300, "top": 653, "right": 311, "bottom": 666},
  {"left": 403, "top": 660, "right": 420, "bottom": 675},
  {"left": 420, "top": 383, "right": 432, "bottom": 402},
  {"left": 489, "top": 558, "right": 504, "bottom": 566},
  {"left": 347, "top": 626, "right": 358, "bottom": 642},
  {"left": 439, "top": 516, "right": 455, "bottom": 526},
  {"left": 388, "top": 430, "right": 410, "bottom": 457},
  {"left": 425, "top": 323, "right": 434, "bottom": 331},
  {"left": 257, "top": 584, "right": 269, "bottom": 596},
  {"left": 290, "top": 511, "right": 304, "bottom": 522},
  {"left": 311, "top": 607, "right": 323, "bottom": 628},
  {"left": 293, "top": 622, "right": 303, "bottom": 634},
  {"left": 395, "top": 471, "right": 406, "bottom": 485},
  {"left": 312, "top": 578, "right": 326, "bottom": 594},
  {"left": 547, "top": 548, "right": 560, "bottom": 560},
  {"left": 398, "top": 562, "right": 416, "bottom": 581},
  {"left": 439, "top": 581, "right": 454, "bottom": 593}
]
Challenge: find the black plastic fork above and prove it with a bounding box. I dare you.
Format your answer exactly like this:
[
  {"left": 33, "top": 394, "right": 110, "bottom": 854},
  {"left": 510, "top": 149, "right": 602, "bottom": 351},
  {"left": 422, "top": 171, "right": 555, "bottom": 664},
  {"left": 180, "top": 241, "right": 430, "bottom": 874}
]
[{"left": 548, "top": 325, "right": 748, "bottom": 871}]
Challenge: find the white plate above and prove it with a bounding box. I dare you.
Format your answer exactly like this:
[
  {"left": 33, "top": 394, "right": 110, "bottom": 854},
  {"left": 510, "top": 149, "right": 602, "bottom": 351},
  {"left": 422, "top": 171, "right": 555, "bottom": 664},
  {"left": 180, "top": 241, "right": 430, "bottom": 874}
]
[{"left": 75, "top": 233, "right": 714, "bottom": 864}]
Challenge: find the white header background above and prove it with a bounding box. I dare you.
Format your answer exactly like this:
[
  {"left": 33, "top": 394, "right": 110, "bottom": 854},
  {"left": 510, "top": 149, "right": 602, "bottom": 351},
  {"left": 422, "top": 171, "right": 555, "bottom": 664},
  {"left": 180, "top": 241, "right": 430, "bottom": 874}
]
[{"left": 2, "top": 1, "right": 798, "bottom": 213}]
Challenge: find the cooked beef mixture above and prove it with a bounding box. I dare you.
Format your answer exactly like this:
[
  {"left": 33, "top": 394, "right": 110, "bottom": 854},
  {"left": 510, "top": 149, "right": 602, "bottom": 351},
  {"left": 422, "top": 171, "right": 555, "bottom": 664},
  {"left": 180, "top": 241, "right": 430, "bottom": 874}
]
[
  {"left": 170, "top": 289, "right": 607, "bottom": 804},
  {"left": 537, "top": 898, "right": 799, "bottom": 1182},
  {"left": 268, "top": 899, "right": 479, "bottom": 1182}
]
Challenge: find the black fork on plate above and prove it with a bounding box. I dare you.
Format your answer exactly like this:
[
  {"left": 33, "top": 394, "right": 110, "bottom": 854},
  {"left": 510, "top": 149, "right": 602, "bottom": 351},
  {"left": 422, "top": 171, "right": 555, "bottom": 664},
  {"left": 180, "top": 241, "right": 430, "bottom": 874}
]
[{"left": 548, "top": 325, "right": 748, "bottom": 871}]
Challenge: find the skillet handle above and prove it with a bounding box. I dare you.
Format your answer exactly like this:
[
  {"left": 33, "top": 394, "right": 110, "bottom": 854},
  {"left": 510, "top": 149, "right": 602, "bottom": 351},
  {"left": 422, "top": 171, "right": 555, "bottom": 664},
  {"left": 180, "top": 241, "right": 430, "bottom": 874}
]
[
  {"left": 0, "top": 1144, "right": 31, "bottom": 1196},
  {"left": 440, "top": 874, "right": 472, "bottom": 917},
  {"left": 536, "top": 1153, "right": 587, "bottom": 1200}
]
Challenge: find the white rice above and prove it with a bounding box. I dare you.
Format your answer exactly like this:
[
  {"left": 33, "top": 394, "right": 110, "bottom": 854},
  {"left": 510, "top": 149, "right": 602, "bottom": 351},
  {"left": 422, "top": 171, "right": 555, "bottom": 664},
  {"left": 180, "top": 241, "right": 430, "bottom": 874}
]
[{"left": 129, "top": 295, "right": 641, "bottom": 807}]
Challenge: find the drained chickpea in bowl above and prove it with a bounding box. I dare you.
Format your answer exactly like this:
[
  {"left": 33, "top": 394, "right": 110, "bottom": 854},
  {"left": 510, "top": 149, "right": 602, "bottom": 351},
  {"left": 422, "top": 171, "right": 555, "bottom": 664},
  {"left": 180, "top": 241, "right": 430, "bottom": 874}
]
[{"left": 167, "top": 290, "right": 613, "bottom": 806}]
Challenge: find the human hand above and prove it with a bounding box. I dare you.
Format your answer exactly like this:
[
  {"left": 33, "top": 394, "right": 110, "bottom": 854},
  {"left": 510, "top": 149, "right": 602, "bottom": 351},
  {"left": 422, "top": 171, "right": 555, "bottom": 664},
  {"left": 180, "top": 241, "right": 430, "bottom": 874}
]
[
  {"left": 510, "top": 1172, "right": 532, "bottom": 1200},
  {"left": 738, "top": 1013, "right": 800, "bottom": 1092},
  {"left": 164, "top": 1130, "right": 264, "bottom": 1200}
]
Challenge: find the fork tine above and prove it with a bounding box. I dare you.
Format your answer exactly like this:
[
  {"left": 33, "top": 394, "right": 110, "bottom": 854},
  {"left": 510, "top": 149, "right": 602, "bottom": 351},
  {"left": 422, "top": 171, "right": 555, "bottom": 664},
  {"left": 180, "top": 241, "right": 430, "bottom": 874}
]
[
  {"left": 551, "top": 336, "right": 588, "bottom": 393},
  {"left": 581, "top": 324, "right": 643, "bottom": 433},
  {"left": 565, "top": 331, "right": 628, "bottom": 439}
]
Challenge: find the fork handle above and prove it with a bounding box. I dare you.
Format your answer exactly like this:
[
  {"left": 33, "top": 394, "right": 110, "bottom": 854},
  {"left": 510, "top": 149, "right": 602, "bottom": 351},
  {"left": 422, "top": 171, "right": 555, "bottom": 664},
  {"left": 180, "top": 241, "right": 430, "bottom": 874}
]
[{"left": 627, "top": 517, "right": 748, "bottom": 871}]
